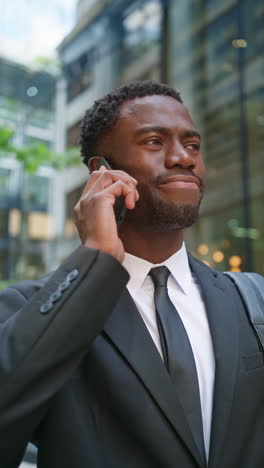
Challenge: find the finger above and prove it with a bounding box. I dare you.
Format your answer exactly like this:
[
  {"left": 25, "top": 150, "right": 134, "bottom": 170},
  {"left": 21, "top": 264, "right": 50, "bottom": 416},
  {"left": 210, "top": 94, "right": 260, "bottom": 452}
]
[
  {"left": 84, "top": 170, "right": 138, "bottom": 197},
  {"left": 102, "top": 181, "right": 138, "bottom": 210},
  {"left": 126, "top": 188, "right": 139, "bottom": 209},
  {"left": 74, "top": 182, "right": 139, "bottom": 224},
  {"left": 91, "top": 168, "right": 138, "bottom": 186},
  {"left": 107, "top": 170, "right": 138, "bottom": 185},
  {"left": 97, "top": 170, "right": 138, "bottom": 187}
]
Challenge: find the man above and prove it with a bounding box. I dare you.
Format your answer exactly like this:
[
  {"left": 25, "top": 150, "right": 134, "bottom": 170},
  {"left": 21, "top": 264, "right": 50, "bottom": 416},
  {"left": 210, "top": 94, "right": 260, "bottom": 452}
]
[{"left": 0, "top": 80, "right": 263, "bottom": 468}]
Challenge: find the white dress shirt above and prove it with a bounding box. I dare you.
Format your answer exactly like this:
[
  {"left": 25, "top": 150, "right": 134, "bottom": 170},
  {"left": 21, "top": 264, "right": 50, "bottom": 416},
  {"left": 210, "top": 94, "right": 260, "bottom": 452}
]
[{"left": 122, "top": 243, "right": 215, "bottom": 459}]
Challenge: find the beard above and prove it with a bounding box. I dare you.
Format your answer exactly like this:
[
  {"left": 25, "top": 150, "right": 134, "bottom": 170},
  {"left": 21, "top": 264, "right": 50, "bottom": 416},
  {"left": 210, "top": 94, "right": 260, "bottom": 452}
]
[{"left": 124, "top": 180, "right": 204, "bottom": 232}]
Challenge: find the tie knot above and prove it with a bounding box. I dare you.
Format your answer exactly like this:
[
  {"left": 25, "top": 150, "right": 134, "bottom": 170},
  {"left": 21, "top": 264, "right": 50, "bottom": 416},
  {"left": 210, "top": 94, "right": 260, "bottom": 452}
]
[{"left": 149, "top": 266, "right": 170, "bottom": 288}]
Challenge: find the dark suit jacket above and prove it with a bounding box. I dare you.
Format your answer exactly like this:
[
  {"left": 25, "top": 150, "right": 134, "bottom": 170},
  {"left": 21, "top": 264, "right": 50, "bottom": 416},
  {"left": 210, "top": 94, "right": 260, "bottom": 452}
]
[{"left": 0, "top": 246, "right": 263, "bottom": 468}]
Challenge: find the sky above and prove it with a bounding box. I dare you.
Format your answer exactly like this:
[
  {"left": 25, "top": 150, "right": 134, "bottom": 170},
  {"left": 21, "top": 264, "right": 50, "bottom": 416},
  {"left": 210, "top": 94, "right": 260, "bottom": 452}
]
[{"left": 0, "top": 0, "right": 77, "bottom": 65}]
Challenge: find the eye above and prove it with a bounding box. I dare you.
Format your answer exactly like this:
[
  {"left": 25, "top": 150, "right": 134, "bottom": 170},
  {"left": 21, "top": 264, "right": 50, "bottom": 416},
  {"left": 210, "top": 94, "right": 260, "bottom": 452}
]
[
  {"left": 144, "top": 137, "right": 163, "bottom": 146},
  {"left": 185, "top": 142, "right": 200, "bottom": 151}
]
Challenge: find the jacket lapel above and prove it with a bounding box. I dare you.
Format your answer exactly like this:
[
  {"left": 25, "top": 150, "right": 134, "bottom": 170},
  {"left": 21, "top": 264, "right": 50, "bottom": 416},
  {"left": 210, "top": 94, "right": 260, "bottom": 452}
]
[
  {"left": 189, "top": 256, "right": 239, "bottom": 468},
  {"left": 104, "top": 287, "right": 205, "bottom": 468}
]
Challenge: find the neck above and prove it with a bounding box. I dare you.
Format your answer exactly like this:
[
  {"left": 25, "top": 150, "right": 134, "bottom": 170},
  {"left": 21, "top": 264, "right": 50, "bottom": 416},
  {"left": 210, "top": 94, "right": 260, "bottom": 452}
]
[{"left": 119, "top": 224, "right": 184, "bottom": 264}]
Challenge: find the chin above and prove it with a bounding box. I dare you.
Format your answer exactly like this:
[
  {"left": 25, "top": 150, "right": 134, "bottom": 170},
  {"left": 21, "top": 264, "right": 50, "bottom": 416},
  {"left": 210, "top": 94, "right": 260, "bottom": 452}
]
[{"left": 125, "top": 201, "right": 201, "bottom": 233}]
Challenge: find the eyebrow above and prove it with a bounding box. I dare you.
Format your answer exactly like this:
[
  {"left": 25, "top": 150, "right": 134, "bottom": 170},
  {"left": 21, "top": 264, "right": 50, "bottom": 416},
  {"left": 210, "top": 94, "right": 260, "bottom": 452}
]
[
  {"left": 183, "top": 129, "right": 201, "bottom": 140},
  {"left": 133, "top": 126, "right": 201, "bottom": 140}
]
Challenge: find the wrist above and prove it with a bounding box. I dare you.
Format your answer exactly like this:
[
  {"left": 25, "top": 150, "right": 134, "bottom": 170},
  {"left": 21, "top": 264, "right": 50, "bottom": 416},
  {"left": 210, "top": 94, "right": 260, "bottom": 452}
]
[{"left": 83, "top": 240, "right": 124, "bottom": 263}]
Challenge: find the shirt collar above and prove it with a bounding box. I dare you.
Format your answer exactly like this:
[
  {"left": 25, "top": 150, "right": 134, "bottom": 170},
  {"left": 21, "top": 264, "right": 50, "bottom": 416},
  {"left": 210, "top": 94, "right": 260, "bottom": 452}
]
[{"left": 122, "top": 243, "right": 192, "bottom": 295}]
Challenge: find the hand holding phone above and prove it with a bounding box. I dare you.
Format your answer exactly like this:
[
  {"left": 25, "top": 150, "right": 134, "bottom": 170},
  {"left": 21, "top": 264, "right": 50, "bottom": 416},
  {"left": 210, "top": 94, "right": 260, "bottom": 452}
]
[
  {"left": 74, "top": 157, "right": 138, "bottom": 262},
  {"left": 95, "top": 157, "right": 128, "bottom": 228}
]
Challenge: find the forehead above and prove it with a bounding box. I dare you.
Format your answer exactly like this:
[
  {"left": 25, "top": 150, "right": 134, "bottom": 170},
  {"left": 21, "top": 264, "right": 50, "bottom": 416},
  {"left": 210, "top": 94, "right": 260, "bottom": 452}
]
[{"left": 116, "top": 95, "right": 195, "bottom": 131}]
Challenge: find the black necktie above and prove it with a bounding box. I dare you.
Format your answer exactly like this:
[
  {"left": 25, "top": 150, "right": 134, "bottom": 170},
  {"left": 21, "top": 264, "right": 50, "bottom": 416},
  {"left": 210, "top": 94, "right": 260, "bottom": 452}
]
[{"left": 149, "top": 266, "right": 205, "bottom": 458}]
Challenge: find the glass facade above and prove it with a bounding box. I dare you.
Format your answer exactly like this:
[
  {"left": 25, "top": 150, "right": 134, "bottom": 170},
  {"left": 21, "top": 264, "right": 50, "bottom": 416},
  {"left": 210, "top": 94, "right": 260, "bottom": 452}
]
[
  {"left": 0, "top": 54, "right": 56, "bottom": 284},
  {"left": 0, "top": 167, "right": 12, "bottom": 201},
  {"left": 168, "top": 0, "right": 264, "bottom": 274},
  {"left": 122, "top": 0, "right": 162, "bottom": 67},
  {"left": 119, "top": 0, "right": 163, "bottom": 82},
  {"left": 0, "top": 163, "right": 54, "bottom": 281},
  {"left": 65, "top": 47, "right": 96, "bottom": 102}
]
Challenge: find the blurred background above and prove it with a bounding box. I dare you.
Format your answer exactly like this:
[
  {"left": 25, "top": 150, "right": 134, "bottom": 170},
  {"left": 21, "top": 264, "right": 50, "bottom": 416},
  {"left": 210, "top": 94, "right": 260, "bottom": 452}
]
[{"left": 0, "top": 0, "right": 263, "bottom": 465}]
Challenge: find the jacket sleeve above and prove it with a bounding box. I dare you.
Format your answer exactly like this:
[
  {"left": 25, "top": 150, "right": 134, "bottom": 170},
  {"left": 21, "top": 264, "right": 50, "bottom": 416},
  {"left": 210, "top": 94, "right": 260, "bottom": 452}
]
[{"left": 0, "top": 246, "right": 129, "bottom": 464}]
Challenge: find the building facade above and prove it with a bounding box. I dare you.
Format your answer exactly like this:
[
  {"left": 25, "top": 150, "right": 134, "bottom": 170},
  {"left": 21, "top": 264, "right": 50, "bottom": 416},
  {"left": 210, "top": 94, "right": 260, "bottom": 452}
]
[
  {"left": 167, "top": 0, "right": 264, "bottom": 273},
  {"left": 0, "top": 57, "right": 57, "bottom": 281}
]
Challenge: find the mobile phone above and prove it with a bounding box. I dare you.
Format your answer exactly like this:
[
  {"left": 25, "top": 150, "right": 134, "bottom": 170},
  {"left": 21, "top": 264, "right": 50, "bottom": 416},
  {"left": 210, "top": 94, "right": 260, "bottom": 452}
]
[{"left": 95, "top": 157, "right": 127, "bottom": 228}]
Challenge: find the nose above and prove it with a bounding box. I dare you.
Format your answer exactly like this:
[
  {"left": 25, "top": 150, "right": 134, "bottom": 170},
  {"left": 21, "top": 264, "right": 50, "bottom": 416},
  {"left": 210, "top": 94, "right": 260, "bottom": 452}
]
[{"left": 165, "top": 145, "right": 195, "bottom": 170}]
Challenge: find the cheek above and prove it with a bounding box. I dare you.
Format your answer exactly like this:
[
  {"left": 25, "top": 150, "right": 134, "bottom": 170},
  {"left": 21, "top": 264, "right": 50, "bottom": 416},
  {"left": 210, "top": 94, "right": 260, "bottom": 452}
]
[
  {"left": 197, "top": 158, "right": 206, "bottom": 180},
  {"left": 131, "top": 165, "right": 155, "bottom": 186},
  {"left": 124, "top": 157, "right": 153, "bottom": 181},
  {"left": 117, "top": 147, "right": 161, "bottom": 182}
]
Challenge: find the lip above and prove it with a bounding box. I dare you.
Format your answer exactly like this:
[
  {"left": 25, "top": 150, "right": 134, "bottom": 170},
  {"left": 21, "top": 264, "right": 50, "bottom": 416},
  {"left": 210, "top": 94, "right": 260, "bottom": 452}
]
[{"left": 158, "top": 175, "right": 200, "bottom": 189}]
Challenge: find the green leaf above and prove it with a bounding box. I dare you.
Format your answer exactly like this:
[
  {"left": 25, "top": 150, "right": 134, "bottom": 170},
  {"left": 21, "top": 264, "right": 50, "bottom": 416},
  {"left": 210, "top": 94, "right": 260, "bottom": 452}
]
[
  {"left": 0, "top": 125, "right": 81, "bottom": 173},
  {"left": 0, "top": 126, "right": 14, "bottom": 150}
]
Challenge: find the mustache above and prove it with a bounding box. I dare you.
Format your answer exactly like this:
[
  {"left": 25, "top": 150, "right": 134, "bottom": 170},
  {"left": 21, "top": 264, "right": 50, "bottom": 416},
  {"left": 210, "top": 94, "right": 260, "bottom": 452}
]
[{"left": 153, "top": 171, "right": 205, "bottom": 192}]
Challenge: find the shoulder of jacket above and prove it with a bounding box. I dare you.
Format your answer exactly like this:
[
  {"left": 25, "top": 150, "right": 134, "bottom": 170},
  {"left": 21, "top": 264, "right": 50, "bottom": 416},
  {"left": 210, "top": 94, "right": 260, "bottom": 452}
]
[{"left": 188, "top": 252, "right": 239, "bottom": 287}]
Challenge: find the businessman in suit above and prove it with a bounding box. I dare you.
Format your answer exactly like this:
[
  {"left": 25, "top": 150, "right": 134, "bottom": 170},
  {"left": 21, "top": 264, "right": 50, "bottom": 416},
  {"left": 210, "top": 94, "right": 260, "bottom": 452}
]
[{"left": 0, "top": 80, "right": 263, "bottom": 468}]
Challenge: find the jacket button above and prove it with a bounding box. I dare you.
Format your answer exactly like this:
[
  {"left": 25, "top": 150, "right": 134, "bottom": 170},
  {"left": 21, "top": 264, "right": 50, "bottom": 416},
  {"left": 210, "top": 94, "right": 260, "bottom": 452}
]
[
  {"left": 40, "top": 302, "right": 53, "bottom": 314},
  {"left": 67, "top": 269, "right": 79, "bottom": 282},
  {"left": 50, "top": 290, "right": 62, "bottom": 302},
  {"left": 59, "top": 279, "right": 71, "bottom": 292}
]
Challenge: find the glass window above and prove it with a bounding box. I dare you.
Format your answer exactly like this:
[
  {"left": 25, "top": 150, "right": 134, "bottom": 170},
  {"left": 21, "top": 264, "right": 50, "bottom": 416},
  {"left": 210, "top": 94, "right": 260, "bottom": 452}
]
[
  {"left": 0, "top": 208, "right": 10, "bottom": 237},
  {"left": 243, "top": 0, "right": 264, "bottom": 62},
  {"left": 65, "top": 48, "right": 95, "bottom": 102},
  {"left": 247, "top": 87, "right": 264, "bottom": 275},
  {"left": 22, "top": 175, "right": 50, "bottom": 210},
  {"left": 0, "top": 168, "right": 11, "bottom": 201},
  {"left": 0, "top": 252, "right": 6, "bottom": 281},
  {"left": 122, "top": 0, "right": 162, "bottom": 66},
  {"left": 251, "top": 198, "right": 264, "bottom": 274},
  {"left": 14, "top": 249, "right": 46, "bottom": 281},
  {"left": 187, "top": 207, "right": 245, "bottom": 272},
  {"left": 168, "top": 0, "right": 264, "bottom": 273}
]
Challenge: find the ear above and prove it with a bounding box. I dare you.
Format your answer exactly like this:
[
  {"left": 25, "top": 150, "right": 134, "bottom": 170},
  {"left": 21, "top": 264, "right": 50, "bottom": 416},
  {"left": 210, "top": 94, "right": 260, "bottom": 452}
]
[{"left": 88, "top": 156, "right": 100, "bottom": 172}]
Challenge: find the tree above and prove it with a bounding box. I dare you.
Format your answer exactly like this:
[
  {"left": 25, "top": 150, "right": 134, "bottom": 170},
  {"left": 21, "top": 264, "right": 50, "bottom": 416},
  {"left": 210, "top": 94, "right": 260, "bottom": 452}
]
[
  {"left": 0, "top": 125, "right": 81, "bottom": 173},
  {"left": 0, "top": 126, "right": 14, "bottom": 152}
]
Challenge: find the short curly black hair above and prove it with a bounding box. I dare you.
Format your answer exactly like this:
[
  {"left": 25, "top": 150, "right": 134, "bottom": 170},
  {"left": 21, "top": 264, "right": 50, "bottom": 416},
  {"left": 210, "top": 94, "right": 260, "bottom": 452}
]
[{"left": 80, "top": 80, "right": 182, "bottom": 167}]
